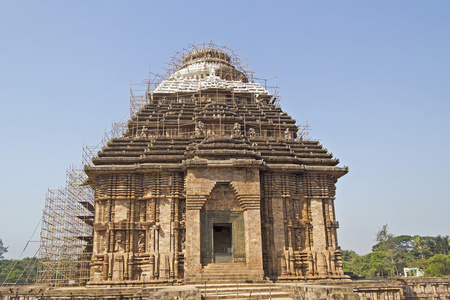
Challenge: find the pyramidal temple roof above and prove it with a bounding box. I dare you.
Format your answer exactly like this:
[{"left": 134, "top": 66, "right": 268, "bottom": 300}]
[{"left": 85, "top": 46, "right": 347, "bottom": 179}]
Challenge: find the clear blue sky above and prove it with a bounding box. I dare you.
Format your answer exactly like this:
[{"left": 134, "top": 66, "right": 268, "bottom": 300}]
[{"left": 1, "top": 1, "right": 449, "bottom": 259}]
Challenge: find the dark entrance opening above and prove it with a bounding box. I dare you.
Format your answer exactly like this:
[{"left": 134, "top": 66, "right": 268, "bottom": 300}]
[{"left": 213, "top": 223, "right": 232, "bottom": 263}]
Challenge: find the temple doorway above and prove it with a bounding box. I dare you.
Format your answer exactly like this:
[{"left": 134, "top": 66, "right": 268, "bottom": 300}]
[{"left": 213, "top": 223, "right": 232, "bottom": 263}]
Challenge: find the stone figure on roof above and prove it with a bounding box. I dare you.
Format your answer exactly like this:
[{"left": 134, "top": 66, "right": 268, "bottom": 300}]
[
  {"left": 140, "top": 127, "right": 148, "bottom": 138},
  {"left": 196, "top": 120, "right": 205, "bottom": 135},
  {"left": 234, "top": 122, "right": 241, "bottom": 136},
  {"left": 248, "top": 128, "right": 256, "bottom": 138},
  {"left": 285, "top": 128, "right": 292, "bottom": 140},
  {"left": 209, "top": 68, "right": 216, "bottom": 77}
]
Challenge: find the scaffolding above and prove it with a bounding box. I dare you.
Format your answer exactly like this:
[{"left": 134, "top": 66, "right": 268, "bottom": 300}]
[
  {"left": 163, "top": 42, "right": 256, "bottom": 84},
  {"left": 37, "top": 166, "right": 94, "bottom": 286},
  {"left": 38, "top": 84, "right": 148, "bottom": 286}
]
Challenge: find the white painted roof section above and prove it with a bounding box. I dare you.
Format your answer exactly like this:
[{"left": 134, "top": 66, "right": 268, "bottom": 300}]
[{"left": 153, "top": 62, "right": 271, "bottom": 95}]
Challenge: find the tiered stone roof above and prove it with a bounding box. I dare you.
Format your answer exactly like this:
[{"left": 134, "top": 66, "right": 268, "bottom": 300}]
[{"left": 86, "top": 47, "right": 347, "bottom": 179}]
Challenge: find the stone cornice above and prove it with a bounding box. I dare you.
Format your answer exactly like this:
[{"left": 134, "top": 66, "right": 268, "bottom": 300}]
[
  {"left": 263, "top": 164, "right": 348, "bottom": 179},
  {"left": 182, "top": 158, "right": 264, "bottom": 170}
]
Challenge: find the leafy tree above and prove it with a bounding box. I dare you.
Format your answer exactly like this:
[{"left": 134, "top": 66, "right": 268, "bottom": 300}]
[
  {"left": 341, "top": 226, "right": 450, "bottom": 278},
  {"left": 373, "top": 224, "right": 394, "bottom": 252},
  {"left": 360, "top": 251, "right": 394, "bottom": 277},
  {"left": 424, "top": 252, "right": 450, "bottom": 277},
  {"left": 393, "top": 235, "right": 414, "bottom": 252},
  {"left": 341, "top": 250, "right": 362, "bottom": 274},
  {"left": 429, "top": 235, "right": 450, "bottom": 255},
  {"left": 410, "top": 235, "right": 450, "bottom": 261},
  {"left": 0, "top": 239, "right": 8, "bottom": 260},
  {"left": 372, "top": 224, "right": 399, "bottom": 275},
  {"left": 0, "top": 257, "right": 38, "bottom": 285}
]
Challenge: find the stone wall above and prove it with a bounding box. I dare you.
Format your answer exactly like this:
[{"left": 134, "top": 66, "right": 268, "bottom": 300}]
[
  {"left": 280, "top": 278, "right": 450, "bottom": 299},
  {"left": 89, "top": 171, "right": 186, "bottom": 285},
  {"left": 260, "top": 172, "right": 346, "bottom": 281},
  {"left": 400, "top": 277, "right": 450, "bottom": 299}
]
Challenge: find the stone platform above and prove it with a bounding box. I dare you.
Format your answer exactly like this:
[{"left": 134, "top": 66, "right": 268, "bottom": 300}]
[{"left": 1, "top": 278, "right": 449, "bottom": 300}]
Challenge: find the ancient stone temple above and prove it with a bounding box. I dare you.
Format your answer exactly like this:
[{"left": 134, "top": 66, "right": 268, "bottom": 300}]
[{"left": 85, "top": 46, "right": 348, "bottom": 286}]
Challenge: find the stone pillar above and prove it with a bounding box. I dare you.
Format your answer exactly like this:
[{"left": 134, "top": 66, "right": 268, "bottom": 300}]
[
  {"left": 244, "top": 210, "right": 263, "bottom": 262},
  {"left": 310, "top": 196, "right": 328, "bottom": 276},
  {"left": 310, "top": 197, "right": 326, "bottom": 249},
  {"left": 271, "top": 195, "right": 285, "bottom": 276},
  {"left": 241, "top": 194, "right": 264, "bottom": 279},
  {"left": 184, "top": 196, "right": 205, "bottom": 280}
]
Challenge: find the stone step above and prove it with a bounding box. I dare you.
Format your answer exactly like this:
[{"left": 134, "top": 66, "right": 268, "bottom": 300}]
[
  {"left": 203, "top": 273, "right": 249, "bottom": 279},
  {"left": 196, "top": 283, "right": 275, "bottom": 289},
  {"left": 201, "top": 291, "right": 292, "bottom": 300},
  {"left": 202, "top": 270, "right": 252, "bottom": 274},
  {"left": 203, "top": 263, "right": 247, "bottom": 269},
  {"left": 198, "top": 286, "right": 285, "bottom": 293},
  {"left": 203, "top": 266, "right": 248, "bottom": 271},
  {"left": 201, "top": 271, "right": 251, "bottom": 274},
  {"left": 195, "top": 283, "right": 291, "bottom": 299},
  {"left": 194, "top": 279, "right": 268, "bottom": 284}
]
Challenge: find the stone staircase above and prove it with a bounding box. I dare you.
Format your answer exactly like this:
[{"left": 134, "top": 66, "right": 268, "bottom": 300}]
[
  {"left": 195, "top": 283, "right": 294, "bottom": 300},
  {"left": 195, "top": 263, "right": 266, "bottom": 284}
]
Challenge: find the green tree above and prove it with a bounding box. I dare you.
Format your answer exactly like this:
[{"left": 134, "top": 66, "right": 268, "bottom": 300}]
[
  {"left": 341, "top": 250, "right": 362, "bottom": 275},
  {"left": 373, "top": 224, "right": 394, "bottom": 252},
  {"left": 360, "top": 251, "right": 394, "bottom": 277},
  {"left": 342, "top": 227, "right": 450, "bottom": 278},
  {"left": 373, "top": 224, "right": 399, "bottom": 275},
  {"left": 0, "top": 239, "right": 8, "bottom": 260},
  {"left": 0, "top": 258, "right": 39, "bottom": 285},
  {"left": 393, "top": 235, "right": 414, "bottom": 252},
  {"left": 424, "top": 252, "right": 450, "bottom": 277}
]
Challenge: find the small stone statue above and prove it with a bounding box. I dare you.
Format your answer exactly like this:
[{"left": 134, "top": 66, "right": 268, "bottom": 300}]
[
  {"left": 140, "top": 127, "right": 148, "bottom": 138},
  {"left": 114, "top": 231, "right": 125, "bottom": 252},
  {"left": 248, "top": 128, "right": 256, "bottom": 138},
  {"left": 180, "top": 229, "right": 186, "bottom": 251},
  {"left": 138, "top": 232, "right": 145, "bottom": 253},
  {"left": 234, "top": 122, "right": 241, "bottom": 136},
  {"left": 196, "top": 121, "right": 205, "bottom": 135},
  {"left": 284, "top": 128, "right": 292, "bottom": 140}
]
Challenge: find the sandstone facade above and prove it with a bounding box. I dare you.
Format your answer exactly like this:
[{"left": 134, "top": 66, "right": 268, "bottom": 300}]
[{"left": 85, "top": 46, "right": 348, "bottom": 285}]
